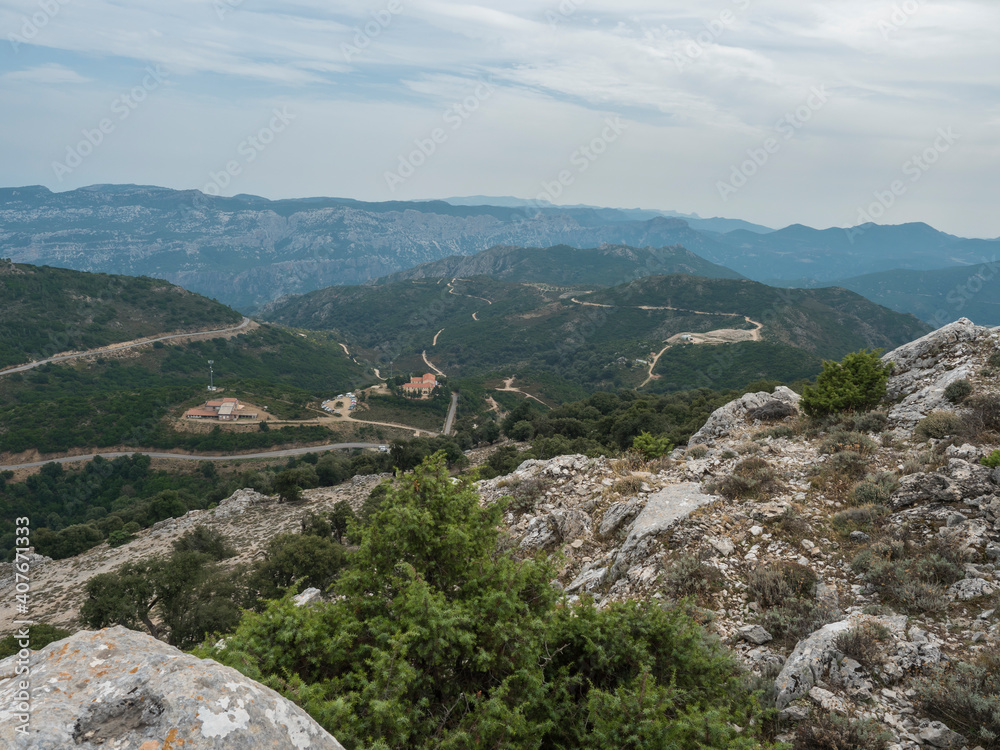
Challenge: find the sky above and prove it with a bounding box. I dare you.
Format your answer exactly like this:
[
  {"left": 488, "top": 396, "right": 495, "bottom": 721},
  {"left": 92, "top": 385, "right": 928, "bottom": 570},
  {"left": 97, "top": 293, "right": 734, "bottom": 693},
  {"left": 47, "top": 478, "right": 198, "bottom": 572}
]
[{"left": 0, "top": 0, "right": 997, "bottom": 237}]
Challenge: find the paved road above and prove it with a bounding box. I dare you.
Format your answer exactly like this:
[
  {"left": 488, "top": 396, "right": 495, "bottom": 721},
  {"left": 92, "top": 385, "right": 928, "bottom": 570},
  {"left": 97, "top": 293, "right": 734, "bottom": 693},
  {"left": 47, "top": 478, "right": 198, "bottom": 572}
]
[
  {"left": 0, "top": 317, "right": 252, "bottom": 376},
  {"left": 0, "top": 442, "right": 382, "bottom": 470},
  {"left": 443, "top": 392, "right": 459, "bottom": 435}
]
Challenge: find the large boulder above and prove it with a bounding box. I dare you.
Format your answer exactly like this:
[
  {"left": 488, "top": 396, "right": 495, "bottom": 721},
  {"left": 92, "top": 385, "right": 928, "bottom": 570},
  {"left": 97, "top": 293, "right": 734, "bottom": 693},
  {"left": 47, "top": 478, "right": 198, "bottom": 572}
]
[
  {"left": 881, "top": 318, "right": 998, "bottom": 428},
  {"left": 689, "top": 386, "right": 800, "bottom": 445},
  {"left": 0, "top": 626, "right": 345, "bottom": 749}
]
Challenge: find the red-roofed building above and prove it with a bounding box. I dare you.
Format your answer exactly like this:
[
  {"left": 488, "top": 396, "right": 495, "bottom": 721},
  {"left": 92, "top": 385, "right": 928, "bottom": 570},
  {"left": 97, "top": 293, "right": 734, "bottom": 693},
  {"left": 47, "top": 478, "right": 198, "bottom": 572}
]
[
  {"left": 184, "top": 397, "right": 259, "bottom": 421},
  {"left": 401, "top": 373, "right": 438, "bottom": 397}
]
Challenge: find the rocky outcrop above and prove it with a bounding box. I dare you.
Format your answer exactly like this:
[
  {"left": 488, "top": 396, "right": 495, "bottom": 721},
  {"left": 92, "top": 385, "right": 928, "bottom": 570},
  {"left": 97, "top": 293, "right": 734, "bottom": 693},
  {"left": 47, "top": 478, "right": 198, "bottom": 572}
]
[
  {"left": 689, "top": 386, "right": 800, "bottom": 445},
  {"left": 882, "top": 317, "right": 999, "bottom": 427},
  {"left": 0, "top": 626, "right": 345, "bottom": 749}
]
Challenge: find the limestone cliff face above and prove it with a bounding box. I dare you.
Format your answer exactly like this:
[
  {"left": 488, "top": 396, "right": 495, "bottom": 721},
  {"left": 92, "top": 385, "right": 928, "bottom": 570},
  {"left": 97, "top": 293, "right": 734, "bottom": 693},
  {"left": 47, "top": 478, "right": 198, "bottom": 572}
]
[{"left": 0, "top": 626, "right": 345, "bottom": 749}]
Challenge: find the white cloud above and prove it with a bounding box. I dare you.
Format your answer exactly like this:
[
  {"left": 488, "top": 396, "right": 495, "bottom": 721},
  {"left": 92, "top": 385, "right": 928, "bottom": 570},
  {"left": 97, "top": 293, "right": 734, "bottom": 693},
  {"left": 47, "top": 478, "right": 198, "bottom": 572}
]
[{"left": 1, "top": 63, "right": 90, "bottom": 85}]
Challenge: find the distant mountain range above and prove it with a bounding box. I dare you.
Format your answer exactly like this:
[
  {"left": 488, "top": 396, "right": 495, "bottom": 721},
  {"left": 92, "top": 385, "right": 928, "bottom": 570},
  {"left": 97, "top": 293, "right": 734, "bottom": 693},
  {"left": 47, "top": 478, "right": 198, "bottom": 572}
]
[{"left": 1, "top": 184, "right": 996, "bottom": 321}]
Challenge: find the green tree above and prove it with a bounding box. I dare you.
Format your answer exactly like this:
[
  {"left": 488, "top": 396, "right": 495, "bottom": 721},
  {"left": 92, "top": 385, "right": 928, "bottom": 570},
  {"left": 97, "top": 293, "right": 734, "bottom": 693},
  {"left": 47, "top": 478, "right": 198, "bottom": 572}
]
[
  {"left": 800, "top": 349, "right": 893, "bottom": 418},
  {"left": 631, "top": 431, "right": 673, "bottom": 459},
  {"left": 204, "top": 453, "right": 771, "bottom": 750}
]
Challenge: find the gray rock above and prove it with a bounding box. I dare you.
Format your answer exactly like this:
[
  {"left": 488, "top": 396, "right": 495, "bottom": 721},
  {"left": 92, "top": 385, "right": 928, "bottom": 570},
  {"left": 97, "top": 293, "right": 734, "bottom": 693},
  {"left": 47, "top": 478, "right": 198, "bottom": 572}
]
[
  {"left": 292, "top": 587, "right": 322, "bottom": 607},
  {"left": 598, "top": 498, "right": 642, "bottom": 538},
  {"left": 551, "top": 509, "right": 592, "bottom": 541},
  {"left": 689, "top": 386, "right": 800, "bottom": 445},
  {"left": 0, "top": 626, "right": 345, "bottom": 749},
  {"left": 883, "top": 318, "right": 990, "bottom": 428},
  {"left": 807, "top": 686, "right": 850, "bottom": 715},
  {"left": 214, "top": 488, "right": 271, "bottom": 518},
  {"left": 778, "top": 704, "right": 811, "bottom": 722},
  {"left": 948, "top": 577, "right": 995, "bottom": 601},
  {"left": 708, "top": 536, "right": 736, "bottom": 557},
  {"left": 918, "top": 720, "right": 966, "bottom": 748},
  {"left": 987, "top": 542, "right": 1000, "bottom": 562},
  {"left": 891, "top": 472, "right": 959, "bottom": 509},
  {"left": 565, "top": 565, "right": 607, "bottom": 594},
  {"left": 519, "top": 515, "right": 558, "bottom": 550},
  {"left": 608, "top": 483, "right": 717, "bottom": 582},
  {"left": 774, "top": 619, "right": 853, "bottom": 709},
  {"left": 738, "top": 624, "right": 773, "bottom": 645},
  {"left": 850, "top": 530, "right": 871, "bottom": 543}
]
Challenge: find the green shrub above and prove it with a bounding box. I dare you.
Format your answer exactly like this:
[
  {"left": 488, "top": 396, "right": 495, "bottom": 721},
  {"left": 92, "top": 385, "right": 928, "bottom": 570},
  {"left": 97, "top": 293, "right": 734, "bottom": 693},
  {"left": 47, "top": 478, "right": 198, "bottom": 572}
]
[
  {"left": 851, "top": 538, "right": 966, "bottom": 613},
  {"left": 199, "top": 454, "right": 769, "bottom": 750},
  {"left": 850, "top": 410, "right": 889, "bottom": 433},
  {"left": 661, "top": 554, "right": 723, "bottom": 602},
  {"left": 834, "top": 621, "right": 891, "bottom": 672},
  {"left": 793, "top": 712, "right": 892, "bottom": 750},
  {"left": 503, "top": 476, "right": 551, "bottom": 513},
  {"left": 982, "top": 450, "right": 1000, "bottom": 469},
  {"left": 801, "top": 350, "right": 893, "bottom": 418},
  {"left": 0, "top": 624, "right": 71, "bottom": 658},
  {"left": 747, "top": 561, "right": 816, "bottom": 608},
  {"left": 761, "top": 425, "right": 795, "bottom": 440},
  {"left": 963, "top": 394, "right": 1000, "bottom": 435},
  {"left": 830, "top": 451, "right": 869, "bottom": 479},
  {"left": 107, "top": 529, "right": 133, "bottom": 547},
  {"left": 631, "top": 431, "right": 673, "bottom": 459},
  {"left": 715, "top": 457, "right": 782, "bottom": 500},
  {"left": 915, "top": 411, "right": 963, "bottom": 439},
  {"left": 686, "top": 444, "right": 709, "bottom": 459},
  {"left": 832, "top": 505, "right": 886, "bottom": 535},
  {"left": 819, "top": 430, "right": 877, "bottom": 456},
  {"left": 990, "top": 351, "right": 1000, "bottom": 368},
  {"left": 914, "top": 650, "right": 1000, "bottom": 749},
  {"left": 760, "top": 598, "right": 835, "bottom": 648},
  {"left": 850, "top": 472, "right": 899, "bottom": 506},
  {"left": 612, "top": 475, "right": 644, "bottom": 496},
  {"left": 944, "top": 379, "right": 973, "bottom": 404}
]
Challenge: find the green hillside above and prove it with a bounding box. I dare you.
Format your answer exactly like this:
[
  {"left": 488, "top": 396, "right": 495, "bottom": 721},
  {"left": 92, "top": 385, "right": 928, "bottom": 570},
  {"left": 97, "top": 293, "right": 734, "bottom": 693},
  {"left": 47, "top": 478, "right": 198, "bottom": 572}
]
[
  {"left": 374, "top": 244, "right": 744, "bottom": 286},
  {"left": 262, "top": 274, "right": 930, "bottom": 400},
  {"left": 0, "top": 260, "right": 242, "bottom": 368},
  {"left": 835, "top": 262, "right": 1000, "bottom": 326}
]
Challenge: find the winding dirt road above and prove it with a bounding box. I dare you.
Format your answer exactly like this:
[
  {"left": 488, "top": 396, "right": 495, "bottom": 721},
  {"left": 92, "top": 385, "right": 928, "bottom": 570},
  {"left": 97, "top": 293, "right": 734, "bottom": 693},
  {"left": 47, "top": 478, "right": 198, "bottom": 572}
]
[{"left": 422, "top": 350, "right": 446, "bottom": 377}]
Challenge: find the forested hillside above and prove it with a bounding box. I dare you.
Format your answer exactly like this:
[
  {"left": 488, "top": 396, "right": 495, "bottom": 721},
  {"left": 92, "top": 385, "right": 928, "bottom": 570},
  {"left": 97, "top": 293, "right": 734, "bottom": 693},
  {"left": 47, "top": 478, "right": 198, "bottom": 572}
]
[
  {"left": 0, "top": 260, "right": 241, "bottom": 368},
  {"left": 263, "top": 274, "right": 929, "bottom": 400}
]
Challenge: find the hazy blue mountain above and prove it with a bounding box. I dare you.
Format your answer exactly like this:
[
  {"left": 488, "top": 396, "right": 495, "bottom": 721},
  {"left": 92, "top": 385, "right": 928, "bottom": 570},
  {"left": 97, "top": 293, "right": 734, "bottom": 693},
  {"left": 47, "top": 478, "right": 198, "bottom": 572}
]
[
  {"left": 373, "top": 244, "right": 744, "bottom": 286},
  {"left": 833, "top": 262, "right": 1000, "bottom": 326},
  {"left": 0, "top": 185, "right": 732, "bottom": 310},
  {"left": 711, "top": 222, "right": 1000, "bottom": 281},
  {"left": 3, "top": 184, "right": 993, "bottom": 311}
]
